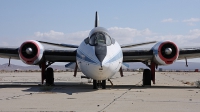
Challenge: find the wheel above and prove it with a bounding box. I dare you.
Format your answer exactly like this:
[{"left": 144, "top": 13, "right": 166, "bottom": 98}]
[
  {"left": 45, "top": 67, "right": 54, "bottom": 86},
  {"left": 93, "top": 80, "right": 97, "bottom": 89},
  {"left": 102, "top": 80, "right": 106, "bottom": 89},
  {"left": 143, "top": 69, "right": 151, "bottom": 86}
]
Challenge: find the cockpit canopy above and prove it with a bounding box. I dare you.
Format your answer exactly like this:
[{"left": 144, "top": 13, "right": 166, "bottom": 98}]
[
  {"left": 89, "top": 32, "right": 112, "bottom": 46},
  {"left": 87, "top": 27, "right": 114, "bottom": 46}
]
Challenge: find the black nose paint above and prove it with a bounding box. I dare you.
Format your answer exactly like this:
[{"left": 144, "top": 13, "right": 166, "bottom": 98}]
[{"left": 95, "top": 45, "right": 107, "bottom": 66}]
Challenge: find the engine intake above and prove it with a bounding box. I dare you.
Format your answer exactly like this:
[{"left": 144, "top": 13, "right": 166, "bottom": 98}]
[
  {"left": 152, "top": 41, "right": 179, "bottom": 65},
  {"left": 19, "top": 40, "right": 44, "bottom": 65}
]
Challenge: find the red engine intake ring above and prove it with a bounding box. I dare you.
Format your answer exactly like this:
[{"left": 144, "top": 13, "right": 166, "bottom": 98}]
[
  {"left": 158, "top": 41, "right": 178, "bottom": 64},
  {"left": 19, "top": 41, "right": 40, "bottom": 65}
]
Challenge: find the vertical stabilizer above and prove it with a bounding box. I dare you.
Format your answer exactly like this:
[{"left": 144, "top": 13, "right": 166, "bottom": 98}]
[{"left": 95, "top": 11, "right": 99, "bottom": 27}]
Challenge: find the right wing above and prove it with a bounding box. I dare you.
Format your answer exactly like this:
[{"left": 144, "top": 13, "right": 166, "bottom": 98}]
[
  {"left": 178, "top": 47, "right": 200, "bottom": 60},
  {"left": 0, "top": 47, "right": 77, "bottom": 62},
  {"left": 38, "top": 40, "right": 79, "bottom": 48},
  {"left": 0, "top": 40, "right": 77, "bottom": 65},
  {"left": 0, "top": 47, "right": 19, "bottom": 59},
  {"left": 44, "top": 49, "right": 77, "bottom": 62}
]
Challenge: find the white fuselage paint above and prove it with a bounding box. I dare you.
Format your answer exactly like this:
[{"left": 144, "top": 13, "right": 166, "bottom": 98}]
[{"left": 76, "top": 40, "right": 123, "bottom": 80}]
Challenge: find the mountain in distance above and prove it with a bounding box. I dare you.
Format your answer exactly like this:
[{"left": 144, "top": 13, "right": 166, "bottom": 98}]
[
  {"left": 0, "top": 63, "right": 66, "bottom": 71},
  {"left": 0, "top": 62, "right": 200, "bottom": 71},
  {"left": 126, "top": 62, "right": 200, "bottom": 70}
]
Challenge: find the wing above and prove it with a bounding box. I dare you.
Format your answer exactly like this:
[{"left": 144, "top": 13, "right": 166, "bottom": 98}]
[
  {"left": 0, "top": 47, "right": 77, "bottom": 62},
  {"left": 38, "top": 40, "right": 79, "bottom": 48},
  {"left": 178, "top": 47, "right": 200, "bottom": 60},
  {"left": 123, "top": 49, "right": 153, "bottom": 62},
  {"left": 0, "top": 47, "right": 19, "bottom": 59},
  {"left": 44, "top": 49, "right": 77, "bottom": 62},
  {"left": 122, "top": 47, "right": 200, "bottom": 63},
  {"left": 121, "top": 41, "right": 157, "bottom": 48},
  {"left": 0, "top": 40, "right": 77, "bottom": 65}
]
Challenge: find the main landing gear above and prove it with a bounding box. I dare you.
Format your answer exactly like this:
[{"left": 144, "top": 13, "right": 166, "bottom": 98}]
[
  {"left": 93, "top": 80, "right": 106, "bottom": 89},
  {"left": 45, "top": 67, "right": 54, "bottom": 86},
  {"left": 142, "top": 62, "right": 156, "bottom": 86},
  {"left": 40, "top": 61, "right": 54, "bottom": 86}
]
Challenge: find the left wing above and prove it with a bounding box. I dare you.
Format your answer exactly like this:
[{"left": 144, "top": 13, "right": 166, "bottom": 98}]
[
  {"left": 122, "top": 41, "right": 200, "bottom": 65},
  {"left": 122, "top": 49, "right": 153, "bottom": 62},
  {"left": 121, "top": 41, "right": 157, "bottom": 48}
]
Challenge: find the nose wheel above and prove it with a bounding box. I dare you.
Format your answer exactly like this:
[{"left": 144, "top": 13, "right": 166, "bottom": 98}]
[{"left": 93, "top": 80, "right": 106, "bottom": 89}]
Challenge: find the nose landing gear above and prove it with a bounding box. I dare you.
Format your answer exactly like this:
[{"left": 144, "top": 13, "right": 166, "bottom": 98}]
[{"left": 93, "top": 80, "right": 106, "bottom": 89}]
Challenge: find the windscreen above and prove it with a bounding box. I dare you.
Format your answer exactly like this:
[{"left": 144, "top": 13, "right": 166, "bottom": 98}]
[{"left": 89, "top": 32, "right": 111, "bottom": 46}]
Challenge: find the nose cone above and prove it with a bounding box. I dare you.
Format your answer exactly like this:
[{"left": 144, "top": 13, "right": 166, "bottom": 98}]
[{"left": 95, "top": 45, "right": 107, "bottom": 66}]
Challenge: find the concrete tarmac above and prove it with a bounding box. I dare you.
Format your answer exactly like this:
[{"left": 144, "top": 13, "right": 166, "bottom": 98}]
[{"left": 0, "top": 72, "right": 200, "bottom": 112}]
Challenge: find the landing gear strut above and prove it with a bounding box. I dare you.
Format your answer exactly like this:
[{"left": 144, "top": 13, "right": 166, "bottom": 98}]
[{"left": 93, "top": 80, "right": 106, "bottom": 89}]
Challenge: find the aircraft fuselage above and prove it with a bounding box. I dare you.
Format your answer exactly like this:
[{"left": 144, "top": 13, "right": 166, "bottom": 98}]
[{"left": 76, "top": 27, "right": 123, "bottom": 80}]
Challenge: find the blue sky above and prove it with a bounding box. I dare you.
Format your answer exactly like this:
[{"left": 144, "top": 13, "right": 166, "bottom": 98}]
[{"left": 0, "top": 0, "right": 200, "bottom": 65}]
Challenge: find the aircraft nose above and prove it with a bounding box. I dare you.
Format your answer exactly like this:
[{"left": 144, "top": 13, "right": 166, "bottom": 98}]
[{"left": 95, "top": 45, "right": 107, "bottom": 66}]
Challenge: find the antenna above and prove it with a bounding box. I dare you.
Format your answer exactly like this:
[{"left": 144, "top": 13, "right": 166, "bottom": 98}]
[{"left": 95, "top": 11, "right": 99, "bottom": 27}]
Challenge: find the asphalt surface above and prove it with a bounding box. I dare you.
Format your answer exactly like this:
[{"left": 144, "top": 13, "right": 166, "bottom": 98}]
[{"left": 0, "top": 72, "right": 200, "bottom": 112}]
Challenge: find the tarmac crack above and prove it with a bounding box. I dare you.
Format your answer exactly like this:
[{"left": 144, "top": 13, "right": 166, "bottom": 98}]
[
  {"left": 162, "top": 73, "right": 195, "bottom": 86},
  {"left": 1, "top": 93, "right": 35, "bottom": 101},
  {"left": 99, "top": 87, "right": 133, "bottom": 112}
]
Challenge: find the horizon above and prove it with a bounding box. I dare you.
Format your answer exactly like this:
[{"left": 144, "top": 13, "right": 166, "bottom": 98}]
[{"left": 0, "top": 1, "right": 200, "bottom": 65}]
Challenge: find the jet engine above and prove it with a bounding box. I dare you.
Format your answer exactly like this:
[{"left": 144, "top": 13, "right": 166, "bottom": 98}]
[
  {"left": 152, "top": 41, "right": 179, "bottom": 65},
  {"left": 19, "top": 40, "right": 44, "bottom": 65}
]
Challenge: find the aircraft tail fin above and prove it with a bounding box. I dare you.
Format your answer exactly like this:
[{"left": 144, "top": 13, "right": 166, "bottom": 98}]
[{"left": 95, "top": 11, "right": 99, "bottom": 27}]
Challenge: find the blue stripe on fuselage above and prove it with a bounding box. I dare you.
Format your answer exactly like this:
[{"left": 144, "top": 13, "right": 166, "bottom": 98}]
[
  {"left": 77, "top": 50, "right": 99, "bottom": 64},
  {"left": 105, "top": 51, "right": 123, "bottom": 64},
  {"left": 77, "top": 49, "right": 122, "bottom": 65}
]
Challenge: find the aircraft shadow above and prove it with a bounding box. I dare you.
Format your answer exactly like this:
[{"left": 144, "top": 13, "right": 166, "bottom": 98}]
[
  {"left": 0, "top": 82, "right": 199, "bottom": 95},
  {"left": 109, "top": 85, "right": 199, "bottom": 89}
]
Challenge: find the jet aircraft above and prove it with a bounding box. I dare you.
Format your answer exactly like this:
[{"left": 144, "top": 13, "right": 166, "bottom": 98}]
[{"left": 0, "top": 12, "right": 200, "bottom": 89}]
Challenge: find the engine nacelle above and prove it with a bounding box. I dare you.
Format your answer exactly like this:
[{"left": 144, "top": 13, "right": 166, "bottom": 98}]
[
  {"left": 19, "top": 40, "right": 44, "bottom": 65},
  {"left": 152, "top": 41, "right": 179, "bottom": 65}
]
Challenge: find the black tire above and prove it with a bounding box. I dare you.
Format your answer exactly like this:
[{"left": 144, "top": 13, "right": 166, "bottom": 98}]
[
  {"left": 143, "top": 69, "right": 151, "bottom": 86},
  {"left": 93, "top": 80, "right": 97, "bottom": 89},
  {"left": 102, "top": 80, "right": 106, "bottom": 89},
  {"left": 45, "top": 67, "right": 54, "bottom": 86}
]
